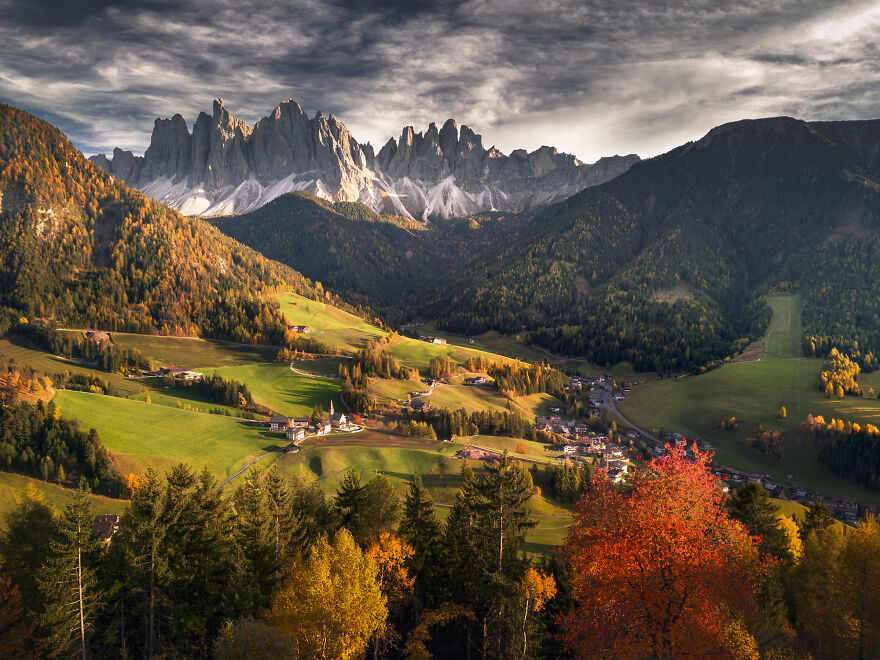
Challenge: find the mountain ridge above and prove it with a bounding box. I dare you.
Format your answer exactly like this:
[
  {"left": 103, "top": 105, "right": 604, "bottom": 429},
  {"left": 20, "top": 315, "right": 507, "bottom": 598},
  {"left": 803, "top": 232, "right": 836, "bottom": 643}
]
[{"left": 89, "top": 98, "right": 639, "bottom": 219}]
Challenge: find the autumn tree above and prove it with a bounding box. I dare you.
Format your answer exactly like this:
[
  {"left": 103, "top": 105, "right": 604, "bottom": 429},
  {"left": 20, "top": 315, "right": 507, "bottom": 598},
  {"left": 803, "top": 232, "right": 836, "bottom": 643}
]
[
  {"left": 265, "top": 528, "right": 387, "bottom": 659},
  {"left": 835, "top": 516, "right": 880, "bottom": 658},
  {"left": 0, "top": 573, "right": 39, "bottom": 658},
  {"left": 518, "top": 568, "right": 556, "bottom": 657},
  {"left": 562, "top": 444, "right": 762, "bottom": 658},
  {"left": 365, "top": 531, "right": 415, "bottom": 658}
]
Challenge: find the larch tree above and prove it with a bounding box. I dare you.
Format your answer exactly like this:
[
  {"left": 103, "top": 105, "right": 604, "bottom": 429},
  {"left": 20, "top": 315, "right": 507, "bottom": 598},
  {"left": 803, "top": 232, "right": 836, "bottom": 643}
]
[
  {"left": 835, "top": 516, "right": 880, "bottom": 659},
  {"left": 265, "top": 528, "right": 387, "bottom": 659},
  {"left": 562, "top": 444, "right": 762, "bottom": 659}
]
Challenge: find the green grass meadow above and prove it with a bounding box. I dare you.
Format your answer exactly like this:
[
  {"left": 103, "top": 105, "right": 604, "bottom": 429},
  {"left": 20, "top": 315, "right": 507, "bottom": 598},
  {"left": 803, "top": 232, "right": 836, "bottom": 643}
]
[
  {"left": 619, "top": 294, "right": 880, "bottom": 503},
  {"left": 53, "top": 390, "right": 281, "bottom": 480}
]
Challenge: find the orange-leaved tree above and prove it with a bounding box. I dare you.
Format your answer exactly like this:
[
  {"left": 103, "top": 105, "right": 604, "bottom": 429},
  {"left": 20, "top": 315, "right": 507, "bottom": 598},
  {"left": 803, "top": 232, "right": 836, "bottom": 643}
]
[{"left": 562, "top": 444, "right": 763, "bottom": 659}]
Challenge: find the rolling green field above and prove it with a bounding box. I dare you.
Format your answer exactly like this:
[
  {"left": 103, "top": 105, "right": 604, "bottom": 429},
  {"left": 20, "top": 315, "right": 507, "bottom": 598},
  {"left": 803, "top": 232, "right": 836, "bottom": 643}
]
[
  {"left": 619, "top": 294, "right": 880, "bottom": 503},
  {"left": 0, "top": 472, "right": 125, "bottom": 517},
  {"left": 761, "top": 295, "right": 803, "bottom": 359},
  {"left": 214, "top": 363, "right": 342, "bottom": 416},
  {"left": 264, "top": 430, "right": 571, "bottom": 554},
  {"left": 0, "top": 338, "right": 144, "bottom": 397},
  {"left": 272, "top": 293, "right": 385, "bottom": 351},
  {"left": 110, "top": 333, "right": 276, "bottom": 368},
  {"left": 408, "top": 323, "right": 550, "bottom": 363},
  {"left": 53, "top": 390, "right": 279, "bottom": 479}
]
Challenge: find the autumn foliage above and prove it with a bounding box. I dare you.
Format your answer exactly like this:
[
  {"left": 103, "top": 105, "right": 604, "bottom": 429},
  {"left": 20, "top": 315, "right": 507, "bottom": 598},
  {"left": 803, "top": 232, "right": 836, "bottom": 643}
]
[{"left": 562, "top": 444, "right": 762, "bottom": 658}]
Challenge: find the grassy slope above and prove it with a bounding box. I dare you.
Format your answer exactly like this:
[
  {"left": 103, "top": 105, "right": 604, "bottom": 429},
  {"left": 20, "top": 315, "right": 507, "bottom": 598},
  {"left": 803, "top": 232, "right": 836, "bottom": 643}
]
[
  {"left": 619, "top": 294, "right": 880, "bottom": 503},
  {"left": 0, "top": 472, "right": 125, "bottom": 516},
  {"left": 265, "top": 430, "right": 571, "bottom": 554},
  {"left": 214, "top": 363, "right": 342, "bottom": 416},
  {"left": 109, "top": 332, "right": 276, "bottom": 368},
  {"left": 53, "top": 390, "right": 280, "bottom": 479},
  {"left": 762, "top": 295, "right": 803, "bottom": 359},
  {"left": 0, "top": 338, "right": 143, "bottom": 396},
  {"left": 272, "top": 293, "right": 384, "bottom": 352}
]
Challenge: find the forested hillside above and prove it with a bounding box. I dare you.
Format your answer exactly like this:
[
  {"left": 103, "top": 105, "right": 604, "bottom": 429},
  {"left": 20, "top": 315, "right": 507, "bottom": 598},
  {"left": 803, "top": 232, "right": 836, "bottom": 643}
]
[
  {"left": 0, "top": 105, "right": 326, "bottom": 343},
  {"left": 428, "top": 117, "right": 880, "bottom": 371},
  {"left": 213, "top": 193, "right": 535, "bottom": 310}
]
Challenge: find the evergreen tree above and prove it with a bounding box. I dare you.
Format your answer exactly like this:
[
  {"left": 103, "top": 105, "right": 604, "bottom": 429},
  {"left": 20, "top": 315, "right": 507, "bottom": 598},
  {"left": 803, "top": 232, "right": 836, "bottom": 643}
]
[
  {"left": 478, "top": 453, "right": 537, "bottom": 574},
  {"left": 335, "top": 468, "right": 367, "bottom": 541},
  {"left": 119, "top": 468, "right": 172, "bottom": 659},
  {"left": 727, "top": 482, "right": 789, "bottom": 559},
  {"left": 0, "top": 484, "right": 57, "bottom": 615},
  {"left": 232, "top": 469, "right": 278, "bottom": 613},
  {"left": 400, "top": 474, "right": 443, "bottom": 605},
  {"left": 265, "top": 465, "right": 309, "bottom": 561},
  {"left": 361, "top": 474, "right": 400, "bottom": 546},
  {"left": 37, "top": 486, "right": 100, "bottom": 658},
  {"left": 800, "top": 498, "right": 835, "bottom": 538}
]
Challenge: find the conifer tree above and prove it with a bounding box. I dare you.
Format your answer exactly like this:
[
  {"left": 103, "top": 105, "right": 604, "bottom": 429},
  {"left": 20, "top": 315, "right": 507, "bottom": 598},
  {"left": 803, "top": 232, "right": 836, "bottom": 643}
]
[
  {"left": 0, "top": 483, "right": 57, "bottom": 614},
  {"left": 400, "top": 474, "right": 442, "bottom": 605},
  {"left": 800, "top": 498, "right": 835, "bottom": 538},
  {"left": 38, "top": 486, "right": 100, "bottom": 658}
]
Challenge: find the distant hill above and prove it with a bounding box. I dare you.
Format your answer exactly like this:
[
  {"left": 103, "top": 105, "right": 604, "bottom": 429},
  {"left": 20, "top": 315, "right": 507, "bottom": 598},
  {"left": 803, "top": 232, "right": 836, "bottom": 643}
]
[
  {"left": 427, "top": 117, "right": 880, "bottom": 372},
  {"left": 0, "top": 104, "right": 325, "bottom": 343}
]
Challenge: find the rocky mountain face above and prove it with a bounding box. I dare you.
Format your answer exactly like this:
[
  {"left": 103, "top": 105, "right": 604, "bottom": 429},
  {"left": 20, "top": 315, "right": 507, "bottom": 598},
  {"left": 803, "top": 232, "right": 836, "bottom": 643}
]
[{"left": 90, "top": 98, "right": 639, "bottom": 219}]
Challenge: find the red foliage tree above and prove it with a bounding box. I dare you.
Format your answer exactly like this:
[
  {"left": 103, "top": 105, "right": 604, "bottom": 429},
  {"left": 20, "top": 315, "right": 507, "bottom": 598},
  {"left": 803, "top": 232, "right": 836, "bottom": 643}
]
[
  {"left": 561, "top": 444, "right": 763, "bottom": 659},
  {"left": 0, "top": 573, "right": 39, "bottom": 659}
]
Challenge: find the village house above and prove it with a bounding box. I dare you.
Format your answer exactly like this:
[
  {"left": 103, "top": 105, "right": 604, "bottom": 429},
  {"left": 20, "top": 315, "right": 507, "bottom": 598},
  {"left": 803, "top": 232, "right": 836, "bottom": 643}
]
[
  {"left": 92, "top": 514, "right": 120, "bottom": 544},
  {"left": 269, "top": 416, "right": 293, "bottom": 431},
  {"left": 292, "top": 417, "right": 310, "bottom": 428},
  {"left": 83, "top": 330, "right": 112, "bottom": 346},
  {"left": 464, "top": 376, "right": 488, "bottom": 385},
  {"left": 314, "top": 421, "right": 332, "bottom": 436},
  {"left": 286, "top": 426, "right": 306, "bottom": 443},
  {"left": 563, "top": 445, "right": 579, "bottom": 454},
  {"left": 287, "top": 325, "right": 311, "bottom": 333}
]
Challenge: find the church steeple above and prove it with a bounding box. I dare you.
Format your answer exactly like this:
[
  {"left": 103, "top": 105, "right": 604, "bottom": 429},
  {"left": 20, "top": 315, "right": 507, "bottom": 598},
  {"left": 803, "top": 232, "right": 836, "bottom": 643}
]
[{"left": 330, "top": 399, "right": 334, "bottom": 415}]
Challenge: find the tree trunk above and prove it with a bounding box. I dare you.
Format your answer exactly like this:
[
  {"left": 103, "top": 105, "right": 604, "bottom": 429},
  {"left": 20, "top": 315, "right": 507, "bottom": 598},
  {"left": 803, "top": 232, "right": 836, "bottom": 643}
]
[
  {"left": 77, "top": 539, "right": 86, "bottom": 659},
  {"left": 147, "top": 550, "right": 156, "bottom": 660},
  {"left": 522, "top": 598, "right": 530, "bottom": 658}
]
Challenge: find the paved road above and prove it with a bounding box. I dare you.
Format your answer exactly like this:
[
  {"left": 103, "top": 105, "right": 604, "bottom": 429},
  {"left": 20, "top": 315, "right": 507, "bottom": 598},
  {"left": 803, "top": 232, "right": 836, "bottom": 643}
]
[{"left": 595, "top": 386, "right": 658, "bottom": 443}]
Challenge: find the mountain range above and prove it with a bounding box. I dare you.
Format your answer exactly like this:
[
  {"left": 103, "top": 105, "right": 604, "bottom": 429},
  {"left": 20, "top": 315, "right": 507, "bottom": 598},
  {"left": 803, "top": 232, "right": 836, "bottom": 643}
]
[
  {"left": 6, "top": 100, "right": 880, "bottom": 375},
  {"left": 89, "top": 98, "right": 639, "bottom": 220}
]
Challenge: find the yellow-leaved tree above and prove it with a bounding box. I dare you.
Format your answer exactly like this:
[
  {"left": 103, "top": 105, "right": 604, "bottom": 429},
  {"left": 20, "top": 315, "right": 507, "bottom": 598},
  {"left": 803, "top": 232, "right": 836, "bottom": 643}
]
[
  {"left": 265, "top": 528, "right": 387, "bottom": 659},
  {"left": 365, "top": 531, "right": 415, "bottom": 658}
]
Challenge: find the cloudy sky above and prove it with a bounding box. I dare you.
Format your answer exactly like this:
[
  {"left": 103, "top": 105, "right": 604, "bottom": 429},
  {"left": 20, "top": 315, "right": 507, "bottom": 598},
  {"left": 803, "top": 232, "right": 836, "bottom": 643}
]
[{"left": 2, "top": 0, "right": 879, "bottom": 162}]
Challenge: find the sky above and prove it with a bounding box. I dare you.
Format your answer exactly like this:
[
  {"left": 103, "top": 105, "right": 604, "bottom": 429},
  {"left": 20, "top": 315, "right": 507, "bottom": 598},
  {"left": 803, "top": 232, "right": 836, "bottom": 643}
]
[{"left": 1, "top": 0, "right": 879, "bottom": 163}]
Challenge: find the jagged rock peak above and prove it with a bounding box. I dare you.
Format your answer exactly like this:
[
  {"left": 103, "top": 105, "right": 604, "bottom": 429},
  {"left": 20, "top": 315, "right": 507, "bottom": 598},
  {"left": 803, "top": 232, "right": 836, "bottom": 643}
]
[{"left": 90, "top": 97, "right": 641, "bottom": 220}]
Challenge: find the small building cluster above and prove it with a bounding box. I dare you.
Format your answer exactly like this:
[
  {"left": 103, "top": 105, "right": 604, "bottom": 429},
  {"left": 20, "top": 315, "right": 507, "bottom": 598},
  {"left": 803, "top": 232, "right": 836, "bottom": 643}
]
[
  {"left": 419, "top": 336, "right": 447, "bottom": 345},
  {"left": 287, "top": 325, "right": 311, "bottom": 333}
]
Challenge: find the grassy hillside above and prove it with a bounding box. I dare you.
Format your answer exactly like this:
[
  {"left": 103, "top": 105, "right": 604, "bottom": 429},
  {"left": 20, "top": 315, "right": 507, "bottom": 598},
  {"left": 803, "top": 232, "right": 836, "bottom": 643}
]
[
  {"left": 619, "top": 295, "right": 880, "bottom": 503},
  {"left": 53, "top": 390, "right": 278, "bottom": 479},
  {"left": 214, "top": 363, "right": 343, "bottom": 416},
  {"left": 0, "top": 472, "right": 125, "bottom": 517}
]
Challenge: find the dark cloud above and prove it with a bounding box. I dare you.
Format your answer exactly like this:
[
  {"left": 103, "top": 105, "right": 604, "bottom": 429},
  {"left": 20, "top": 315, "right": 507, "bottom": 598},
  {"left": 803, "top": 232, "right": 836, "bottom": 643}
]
[{"left": 0, "top": 0, "right": 878, "bottom": 161}]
